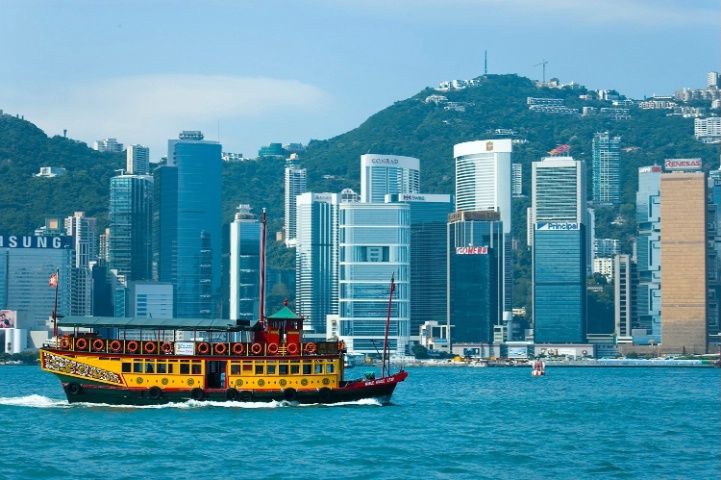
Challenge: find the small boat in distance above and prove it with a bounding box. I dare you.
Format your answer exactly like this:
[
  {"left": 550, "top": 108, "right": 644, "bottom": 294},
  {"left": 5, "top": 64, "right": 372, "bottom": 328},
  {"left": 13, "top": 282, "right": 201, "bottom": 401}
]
[
  {"left": 531, "top": 358, "right": 546, "bottom": 376},
  {"left": 39, "top": 211, "right": 407, "bottom": 405}
]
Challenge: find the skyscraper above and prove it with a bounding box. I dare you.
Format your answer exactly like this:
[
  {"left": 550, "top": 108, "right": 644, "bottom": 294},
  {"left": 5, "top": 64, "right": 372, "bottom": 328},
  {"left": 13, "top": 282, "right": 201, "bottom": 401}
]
[
  {"left": 592, "top": 132, "right": 621, "bottom": 206},
  {"left": 108, "top": 174, "right": 153, "bottom": 282},
  {"left": 635, "top": 165, "right": 662, "bottom": 340},
  {"left": 338, "top": 202, "right": 410, "bottom": 354},
  {"left": 531, "top": 156, "right": 588, "bottom": 343},
  {"left": 229, "top": 205, "right": 262, "bottom": 322},
  {"left": 126, "top": 145, "right": 150, "bottom": 175},
  {"left": 295, "top": 192, "right": 341, "bottom": 333},
  {"left": 660, "top": 170, "right": 708, "bottom": 354},
  {"left": 360, "top": 154, "right": 420, "bottom": 203},
  {"left": 454, "top": 139, "right": 513, "bottom": 316},
  {"left": 154, "top": 131, "right": 222, "bottom": 318},
  {"left": 65, "top": 212, "right": 97, "bottom": 316},
  {"left": 284, "top": 154, "right": 307, "bottom": 246},
  {"left": 707, "top": 170, "right": 721, "bottom": 349}
]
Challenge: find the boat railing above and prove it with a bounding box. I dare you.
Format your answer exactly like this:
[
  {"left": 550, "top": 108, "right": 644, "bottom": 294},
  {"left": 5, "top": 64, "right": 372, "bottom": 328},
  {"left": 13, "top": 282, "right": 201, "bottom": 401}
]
[{"left": 53, "top": 335, "right": 344, "bottom": 357}]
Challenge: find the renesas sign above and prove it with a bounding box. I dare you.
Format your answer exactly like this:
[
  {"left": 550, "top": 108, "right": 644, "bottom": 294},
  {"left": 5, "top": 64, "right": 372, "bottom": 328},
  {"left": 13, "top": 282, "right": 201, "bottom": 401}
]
[
  {"left": 0, "top": 236, "right": 73, "bottom": 249},
  {"left": 456, "top": 246, "right": 488, "bottom": 255},
  {"left": 535, "top": 223, "right": 580, "bottom": 231},
  {"left": 664, "top": 158, "right": 701, "bottom": 172}
]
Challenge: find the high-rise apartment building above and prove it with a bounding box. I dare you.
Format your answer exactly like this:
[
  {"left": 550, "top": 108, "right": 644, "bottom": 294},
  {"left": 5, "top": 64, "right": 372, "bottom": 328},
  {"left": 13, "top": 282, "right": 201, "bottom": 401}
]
[
  {"left": 109, "top": 175, "right": 153, "bottom": 283},
  {"left": 338, "top": 202, "right": 410, "bottom": 354},
  {"left": 65, "top": 212, "right": 97, "bottom": 316},
  {"left": 154, "top": 131, "right": 222, "bottom": 318},
  {"left": 636, "top": 165, "right": 662, "bottom": 340},
  {"left": 126, "top": 145, "right": 150, "bottom": 175},
  {"left": 284, "top": 154, "right": 307, "bottom": 246},
  {"left": 531, "top": 156, "right": 588, "bottom": 343},
  {"left": 454, "top": 139, "right": 513, "bottom": 316},
  {"left": 229, "top": 205, "right": 262, "bottom": 322},
  {"left": 387, "top": 193, "right": 453, "bottom": 340},
  {"left": 447, "top": 211, "right": 503, "bottom": 344},
  {"left": 592, "top": 132, "right": 621, "bottom": 206},
  {"left": 614, "top": 254, "right": 634, "bottom": 342},
  {"left": 360, "top": 154, "right": 420, "bottom": 203},
  {"left": 512, "top": 162, "right": 523, "bottom": 197},
  {"left": 93, "top": 138, "right": 124, "bottom": 153},
  {"left": 295, "top": 193, "right": 341, "bottom": 333}
]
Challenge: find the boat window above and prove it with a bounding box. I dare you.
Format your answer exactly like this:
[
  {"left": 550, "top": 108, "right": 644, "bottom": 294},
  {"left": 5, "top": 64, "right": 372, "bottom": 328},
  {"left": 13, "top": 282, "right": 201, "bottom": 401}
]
[
  {"left": 291, "top": 364, "right": 300, "bottom": 374},
  {"left": 302, "top": 363, "right": 311, "bottom": 375},
  {"left": 134, "top": 362, "right": 143, "bottom": 373},
  {"left": 191, "top": 363, "right": 201, "bottom": 374},
  {"left": 157, "top": 362, "right": 167, "bottom": 374},
  {"left": 180, "top": 363, "right": 190, "bottom": 375},
  {"left": 243, "top": 364, "right": 252, "bottom": 372},
  {"left": 230, "top": 364, "right": 240, "bottom": 375},
  {"left": 279, "top": 364, "right": 288, "bottom": 375},
  {"left": 122, "top": 362, "right": 131, "bottom": 373},
  {"left": 326, "top": 363, "right": 335, "bottom": 374},
  {"left": 267, "top": 364, "right": 276, "bottom": 375},
  {"left": 314, "top": 363, "right": 323, "bottom": 374},
  {"left": 255, "top": 364, "right": 264, "bottom": 375},
  {"left": 145, "top": 362, "right": 154, "bottom": 373},
  {"left": 167, "top": 363, "right": 174, "bottom": 374}
]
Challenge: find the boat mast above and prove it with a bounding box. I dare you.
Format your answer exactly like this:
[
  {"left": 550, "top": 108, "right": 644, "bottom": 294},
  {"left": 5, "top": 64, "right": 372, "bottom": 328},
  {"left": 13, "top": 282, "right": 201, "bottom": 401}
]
[
  {"left": 381, "top": 273, "right": 395, "bottom": 377},
  {"left": 51, "top": 269, "right": 59, "bottom": 342},
  {"left": 259, "top": 208, "right": 267, "bottom": 328}
]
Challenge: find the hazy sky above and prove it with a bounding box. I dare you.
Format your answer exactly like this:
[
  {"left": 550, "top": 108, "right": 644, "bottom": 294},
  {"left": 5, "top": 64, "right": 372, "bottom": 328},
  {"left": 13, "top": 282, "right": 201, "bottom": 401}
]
[{"left": 1, "top": 0, "right": 719, "bottom": 159}]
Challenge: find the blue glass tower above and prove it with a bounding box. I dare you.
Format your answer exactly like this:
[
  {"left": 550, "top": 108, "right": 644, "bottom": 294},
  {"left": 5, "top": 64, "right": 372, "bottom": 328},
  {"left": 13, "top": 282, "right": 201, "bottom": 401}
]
[
  {"left": 635, "top": 165, "right": 662, "bottom": 340},
  {"left": 109, "top": 174, "right": 153, "bottom": 282},
  {"left": 229, "top": 205, "right": 262, "bottom": 322},
  {"left": 155, "top": 131, "right": 222, "bottom": 318},
  {"left": 592, "top": 132, "right": 621, "bottom": 206}
]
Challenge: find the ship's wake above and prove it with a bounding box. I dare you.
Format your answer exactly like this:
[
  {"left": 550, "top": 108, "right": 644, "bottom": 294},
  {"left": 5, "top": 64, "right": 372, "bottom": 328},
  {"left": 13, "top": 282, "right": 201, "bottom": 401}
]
[{"left": 0, "top": 395, "right": 383, "bottom": 409}]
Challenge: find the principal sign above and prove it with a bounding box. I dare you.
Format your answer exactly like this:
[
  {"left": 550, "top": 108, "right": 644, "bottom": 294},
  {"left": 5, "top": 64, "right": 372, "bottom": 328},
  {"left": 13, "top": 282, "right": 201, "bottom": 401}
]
[
  {"left": 0, "top": 236, "right": 72, "bottom": 249},
  {"left": 535, "top": 223, "right": 580, "bottom": 231}
]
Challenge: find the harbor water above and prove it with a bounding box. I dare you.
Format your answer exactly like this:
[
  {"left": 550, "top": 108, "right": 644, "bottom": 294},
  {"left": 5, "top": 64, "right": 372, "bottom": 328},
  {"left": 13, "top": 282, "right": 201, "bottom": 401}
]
[{"left": 1, "top": 365, "right": 718, "bottom": 479}]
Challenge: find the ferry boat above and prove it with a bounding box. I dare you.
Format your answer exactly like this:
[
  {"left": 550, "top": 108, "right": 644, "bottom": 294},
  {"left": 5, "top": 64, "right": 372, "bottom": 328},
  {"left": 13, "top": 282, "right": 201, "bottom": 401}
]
[
  {"left": 39, "top": 210, "right": 407, "bottom": 405},
  {"left": 39, "top": 303, "right": 407, "bottom": 405}
]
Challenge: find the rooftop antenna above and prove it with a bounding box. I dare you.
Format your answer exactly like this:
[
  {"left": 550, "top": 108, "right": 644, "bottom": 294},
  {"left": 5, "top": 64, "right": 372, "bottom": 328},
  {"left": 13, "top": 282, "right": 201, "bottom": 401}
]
[{"left": 534, "top": 59, "right": 549, "bottom": 83}]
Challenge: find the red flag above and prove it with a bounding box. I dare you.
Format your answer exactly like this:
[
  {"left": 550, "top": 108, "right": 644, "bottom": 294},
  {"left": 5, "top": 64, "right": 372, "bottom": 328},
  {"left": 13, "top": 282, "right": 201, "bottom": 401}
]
[{"left": 49, "top": 272, "right": 58, "bottom": 288}]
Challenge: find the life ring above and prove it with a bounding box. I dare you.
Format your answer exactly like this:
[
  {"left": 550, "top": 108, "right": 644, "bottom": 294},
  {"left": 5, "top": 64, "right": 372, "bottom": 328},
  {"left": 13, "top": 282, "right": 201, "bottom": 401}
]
[
  {"left": 214, "top": 343, "right": 227, "bottom": 355},
  {"left": 231, "top": 343, "right": 244, "bottom": 355},
  {"left": 148, "top": 386, "right": 163, "bottom": 400},
  {"left": 67, "top": 382, "right": 82, "bottom": 396},
  {"left": 161, "top": 342, "right": 173, "bottom": 354},
  {"left": 317, "top": 387, "right": 332, "bottom": 403},
  {"left": 126, "top": 340, "right": 139, "bottom": 354},
  {"left": 75, "top": 338, "right": 88, "bottom": 350},
  {"left": 190, "top": 388, "right": 205, "bottom": 401},
  {"left": 144, "top": 341, "right": 156, "bottom": 354},
  {"left": 251, "top": 343, "right": 262, "bottom": 355},
  {"left": 283, "top": 388, "right": 297, "bottom": 402},
  {"left": 92, "top": 339, "right": 105, "bottom": 352},
  {"left": 304, "top": 342, "right": 317, "bottom": 354},
  {"left": 109, "top": 339, "right": 122, "bottom": 352},
  {"left": 267, "top": 342, "right": 279, "bottom": 355},
  {"left": 582, "top": 350, "right": 588, "bottom": 356},
  {"left": 225, "top": 388, "right": 238, "bottom": 401},
  {"left": 286, "top": 343, "right": 299, "bottom": 355},
  {"left": 59, "top": 337, "right": 70, "bottom": 349},
  {"left": 338, "top": 340, "right": 345, "bottom": 351},
  {"left": 197, "top": 342, "right": 210, "bottom": 355}
]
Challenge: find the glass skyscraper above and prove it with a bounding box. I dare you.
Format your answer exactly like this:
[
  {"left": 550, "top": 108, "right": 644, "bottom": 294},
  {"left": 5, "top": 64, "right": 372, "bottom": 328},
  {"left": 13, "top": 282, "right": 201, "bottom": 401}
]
[
  {"left": 386, "top": 193, "right": 453, "bottom": 340},
  {"left": 338, "top": 202, "right": 410, "bottom": 354},
  {"left": 531, "top": 156, "right": 588, "bottom": 343},
  {"left": 284, "top": 154, "right": 306, "bottom": 246},
  {"left": 229, "top": 205, "right": 262, "bottom": 322},
  {"left": 360, "top": 154, "right": 420, "bottom": 203},
  {"left": 454, "top": 139, "right": 513, "bottom": 317},
  {"left": 635, "top": 165, "right": 662, "bottom": 340},
  {"left": 154, "top": 131, "right": 222, "bottom": 318},
  {"left": 447, "top": 211, "right": 503, "bottom": 344},
  {"left": 109, "top": 174, "right": 153, "bottom": 283},
  {"left": 126, "top": 145, "right": 150, "bottom": 175},
  {"left": 64, "top": 212, "right": 97, "bottom": 316},
  {"left": 295, "top": 192, "right": 340, "bottom": 333},
  {"left": 592, "top": 132, "right": 621, "bottom": 206}
]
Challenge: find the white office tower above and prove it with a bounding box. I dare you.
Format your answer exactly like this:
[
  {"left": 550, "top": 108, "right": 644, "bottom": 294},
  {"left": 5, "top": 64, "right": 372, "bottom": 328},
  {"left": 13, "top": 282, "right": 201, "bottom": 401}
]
[
  {"left": 338, "top": 202, "right": 411, "bottom": 354},
  {"left": 284, "top": 154, "right": 307, "bottom": 246},
  {"left": 127, "top": 145, "right": 150, "bottom": 175},
  {"left": 295, "top": 193, "right": 341, "bottom": 334},
  {"left": 529, "top": 156, "right": 588, "bottom": 227},
  {"left": 360, "top": 154, "right": 420, "bottom": 203},
  {"left": 93, "top": 138, "right": 124, "bottom": 153},
  {"left": 454, "top": 139, "right": 513, "bottom": 315},
  {"left": 512, "top": 162, "right": 523, "bottom": 197},
  {"left": 229, "top": 205, "right": 262, "bottom": 322},
  {"left": 65, "top": 212, "right": 97, "bottom": 316}
]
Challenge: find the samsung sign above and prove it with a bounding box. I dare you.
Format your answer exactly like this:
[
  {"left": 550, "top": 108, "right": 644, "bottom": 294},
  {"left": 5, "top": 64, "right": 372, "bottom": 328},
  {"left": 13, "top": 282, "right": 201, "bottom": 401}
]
[
  {"left": 0, "top": 236, "right": 72, "bottom": 249},
  {"left": 535, "top": 223, "right": 580, "bottom": 231}
]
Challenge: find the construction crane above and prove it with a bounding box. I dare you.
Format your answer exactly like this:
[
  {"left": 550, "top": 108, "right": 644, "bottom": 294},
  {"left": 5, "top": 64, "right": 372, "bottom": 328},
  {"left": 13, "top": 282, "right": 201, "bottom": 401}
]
[{"left": 534, "top": 59, "right": 548, "bottom": 83}]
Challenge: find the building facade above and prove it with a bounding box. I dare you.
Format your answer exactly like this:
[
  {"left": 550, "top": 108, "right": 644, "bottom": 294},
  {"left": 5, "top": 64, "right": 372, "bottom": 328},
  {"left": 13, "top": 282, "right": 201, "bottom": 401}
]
[
  {"left": 592, "top": 132, "right": 621, "bottom": 206},
  {"left": 360, "top": 154, "right": 420, "bottom": 203},
  {"left": 284, "top": 154, "right": 307, "bottom": 246},
  {"left": 64, "top": 212, "right": 97, "bottom": 316},
  {"left": 635, "top": 165, "right": 662, "bottom": 340},
  {"left": 229, "top": 205, "right": 262, "bottom": 323},
  {"left": 126, "top": 144, "right": 150, "bottom": 175}
]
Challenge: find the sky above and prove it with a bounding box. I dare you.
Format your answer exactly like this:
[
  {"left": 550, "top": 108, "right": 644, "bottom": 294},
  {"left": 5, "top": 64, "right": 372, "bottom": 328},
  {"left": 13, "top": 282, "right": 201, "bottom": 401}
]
[{"left": 1, "top": 0, "right": 719, "bottom": 160}]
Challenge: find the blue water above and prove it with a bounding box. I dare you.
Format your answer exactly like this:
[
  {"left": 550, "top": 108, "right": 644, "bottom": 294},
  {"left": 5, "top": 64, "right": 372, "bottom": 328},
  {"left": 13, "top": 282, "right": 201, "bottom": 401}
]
[{"left": 0, "top": 365, "right": 718, "bottom": 480}]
